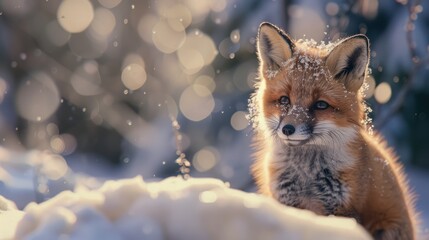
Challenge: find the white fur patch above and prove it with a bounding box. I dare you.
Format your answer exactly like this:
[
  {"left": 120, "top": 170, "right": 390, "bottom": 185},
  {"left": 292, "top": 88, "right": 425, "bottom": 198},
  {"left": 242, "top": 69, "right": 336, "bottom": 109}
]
[{"left": 310, "top": 120, "right": 358, "bottom": 169}]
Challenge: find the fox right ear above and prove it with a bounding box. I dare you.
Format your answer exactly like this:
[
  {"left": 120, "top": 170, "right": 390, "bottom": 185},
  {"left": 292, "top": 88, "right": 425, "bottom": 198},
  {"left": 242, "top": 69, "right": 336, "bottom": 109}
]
[
  {"left": 257, "top": 22, "right": 294, "bottom": 75},
  {"left": 326, "top": 35, "right": 370, "bottom": 92}
]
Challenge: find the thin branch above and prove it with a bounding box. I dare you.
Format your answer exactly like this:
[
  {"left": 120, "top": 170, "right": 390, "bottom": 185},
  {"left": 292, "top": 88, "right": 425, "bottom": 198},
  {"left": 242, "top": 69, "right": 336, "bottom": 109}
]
[{"left": 374, "top": 0, "right": 427, "bottom": 129}]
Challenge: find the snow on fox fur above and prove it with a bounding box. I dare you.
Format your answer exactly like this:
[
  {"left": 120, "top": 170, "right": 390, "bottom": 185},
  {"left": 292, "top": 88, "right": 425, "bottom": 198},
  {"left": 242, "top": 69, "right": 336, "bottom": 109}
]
[
  {"left": 250, "top": 22, "right": 417, "bottom": 240},
  {"left": 1, "top": 176, "right": 371, "bottom": 240}
]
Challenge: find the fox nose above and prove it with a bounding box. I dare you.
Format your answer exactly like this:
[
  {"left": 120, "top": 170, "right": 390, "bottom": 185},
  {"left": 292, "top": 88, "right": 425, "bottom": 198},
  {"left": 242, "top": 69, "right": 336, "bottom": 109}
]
[{"left": 282, "top": 124, "right": 295, "bottom": 136}]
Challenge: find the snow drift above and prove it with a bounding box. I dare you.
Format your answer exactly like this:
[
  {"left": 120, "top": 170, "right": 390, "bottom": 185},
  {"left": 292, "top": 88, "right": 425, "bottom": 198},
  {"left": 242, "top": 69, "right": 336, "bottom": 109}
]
[
  {"left": 0, "top": 147, "right": 75, "bottom": 209},
  {"left": 0, "top": 176, "right": 371, "bottom": 240}
]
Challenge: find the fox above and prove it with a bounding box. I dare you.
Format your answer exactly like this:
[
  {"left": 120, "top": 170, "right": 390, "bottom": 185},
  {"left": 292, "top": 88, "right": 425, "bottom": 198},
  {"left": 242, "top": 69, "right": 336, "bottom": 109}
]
[{"left": 249, "top": 22, "right": 418, "bottom": 240}]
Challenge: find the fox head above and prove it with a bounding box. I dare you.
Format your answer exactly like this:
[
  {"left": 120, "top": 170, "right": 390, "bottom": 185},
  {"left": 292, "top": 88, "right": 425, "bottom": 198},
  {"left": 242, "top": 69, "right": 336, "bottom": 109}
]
[{"left": 253, "top": 22, "right": 370, "bottom": 146}]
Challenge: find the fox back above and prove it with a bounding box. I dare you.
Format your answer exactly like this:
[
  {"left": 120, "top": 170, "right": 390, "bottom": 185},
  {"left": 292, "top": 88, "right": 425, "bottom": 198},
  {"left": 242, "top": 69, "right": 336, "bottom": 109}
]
[{"left": 250, "top": 22, "right": 417, "bottom": 240}]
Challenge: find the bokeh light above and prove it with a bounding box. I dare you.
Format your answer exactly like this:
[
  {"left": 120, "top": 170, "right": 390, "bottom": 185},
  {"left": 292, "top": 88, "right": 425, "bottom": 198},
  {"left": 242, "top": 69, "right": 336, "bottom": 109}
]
[
  {"left": 122, "top": 53, "right": 145, "bottom": 68},
  {"left": 210, "top": 0, "right": 227, "bottom": 12},
  {"left": 162, "top": 4, "right": 192, "bottom": 32},
  {"left": 70, "top": 61, "right": 102, "bottom": 96},
  {"left": 39, "top": 154, "right": 69, "bottom": 180},
  {"left": 137, "top": 14, "right": 158, "bottom": 44},
  {"left": 50, "top": 136, "right": 66, "bottom": 154},
  {"left": 230, "top": 111, "right": 248, "bottom": 131},
  {"left": 50, "top": 134, "right": 77, "bottom": 155},
  {"left": 152, "top": 20, "right": 186, "bottom": 53},
  {"left": 16, "top": 72, "right": 60, "bottom": 122},
  {"left": 68, "top": 32, "right": 108, "bottom": 58},
  {"left": 218, "top": 38, "right": 239, "bottom": 59},
  {"left": 57, "top": 0, "right": 94, "bottom": 33},
  {"left": 89, "top": 8, "right": 116, "bottom": 38},
  {"left": 98, "top": 0, "right": 122, "bottom": 9},
  {"left": 289, "top": 5, "right": 325, "bottom": 40},
  {"left": 374, "top": 82, "right": 392, "bottom": 104},
  {"left": 325, "top": 2, "right": 339, "bottom": 16},
  {"left": 121, "top": 64, "right": 147, "bottom": 90},
  {"left": 45, "top": 21, "right": 71, "bottom": 47},
  {"left": 179, "top": 85, "right": 214, "bottom": 121},
  {"left": 177, "top": 30, "right": 217, "bottom": 74},
  {"left": 194, "top": 75, "right": 216, "bottom": 93},
  {"left": 230, "top": 29, "right": 240, "bottom": 44},
  {"left": 192, "top": 147, "right": 218, "bottom": 172}
]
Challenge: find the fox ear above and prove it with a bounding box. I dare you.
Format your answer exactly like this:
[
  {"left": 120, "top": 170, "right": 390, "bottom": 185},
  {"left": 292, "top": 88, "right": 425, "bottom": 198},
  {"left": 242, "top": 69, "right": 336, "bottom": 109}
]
[
  {"left": 257, "top": 22, "right": 294, "bottom": 75},
  {"left": 326, "top": 35, "right": 369, "bottom": 92}
]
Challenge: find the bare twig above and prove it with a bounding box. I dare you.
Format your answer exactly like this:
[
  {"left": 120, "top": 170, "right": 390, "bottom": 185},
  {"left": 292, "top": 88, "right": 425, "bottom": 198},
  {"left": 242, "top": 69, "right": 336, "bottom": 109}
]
[
  {"left": 170, "top": 117, "right": 191, "bottom": 180},
  {"left": 374, "top": 0, "right": 427, "bottom": 129}
]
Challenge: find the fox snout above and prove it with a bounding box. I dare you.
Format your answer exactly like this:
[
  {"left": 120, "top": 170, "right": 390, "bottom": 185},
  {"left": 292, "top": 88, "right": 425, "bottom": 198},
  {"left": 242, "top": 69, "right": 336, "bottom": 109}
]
[
  {"left": 277, "top": 121, "right": 313, "bottom": 144},
  {"left": 281, "top": 123, "right": 312, "bottom": 137},
  {"left": 281, "top": 124, "right": 295, "bottom": 135},
  {"left": 275, "top": 106, "right": 314, "bottom": 145},
  {"left": 277, "top": 112, "right": 313, "bottom": 145}
]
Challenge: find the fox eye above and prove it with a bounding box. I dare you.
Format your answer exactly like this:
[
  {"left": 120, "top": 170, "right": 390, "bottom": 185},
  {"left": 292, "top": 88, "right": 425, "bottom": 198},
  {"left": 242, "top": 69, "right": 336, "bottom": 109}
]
[
  {"left": 278, "top": 96, "right": 290, "bottom": 105},
  {"left": 314, "top": 100, "right": 329, "bottom": 110}
]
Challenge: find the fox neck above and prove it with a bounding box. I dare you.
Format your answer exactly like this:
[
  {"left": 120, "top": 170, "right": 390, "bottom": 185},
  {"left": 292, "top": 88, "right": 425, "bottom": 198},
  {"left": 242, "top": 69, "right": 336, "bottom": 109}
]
[{"left": 271, "top": 144, "right": 351, "bottom": 169}]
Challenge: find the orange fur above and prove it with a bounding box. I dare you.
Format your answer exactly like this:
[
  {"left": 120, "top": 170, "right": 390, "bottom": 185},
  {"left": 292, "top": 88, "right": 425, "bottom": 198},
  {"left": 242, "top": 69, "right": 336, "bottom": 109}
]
[{"left": 250, "top": 22, "right": 418, "bottom": 240}]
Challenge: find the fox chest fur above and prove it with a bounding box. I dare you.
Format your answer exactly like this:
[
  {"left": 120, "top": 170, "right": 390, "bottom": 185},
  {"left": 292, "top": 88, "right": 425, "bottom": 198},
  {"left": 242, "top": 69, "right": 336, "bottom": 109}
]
[{"left": 269, "top": 146, "right": 348, "bottom": 215}]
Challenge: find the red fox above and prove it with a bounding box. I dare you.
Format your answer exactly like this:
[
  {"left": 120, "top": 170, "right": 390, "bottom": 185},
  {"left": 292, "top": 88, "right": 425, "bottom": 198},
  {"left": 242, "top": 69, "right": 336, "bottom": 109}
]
[{"left": 250, "top": 22, "right": 417, "bottom": 239}]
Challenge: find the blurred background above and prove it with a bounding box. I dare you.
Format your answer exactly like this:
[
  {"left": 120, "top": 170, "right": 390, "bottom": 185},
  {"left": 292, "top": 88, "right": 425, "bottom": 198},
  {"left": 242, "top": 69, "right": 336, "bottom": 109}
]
[{"left": 0, "top": 0, "right": 428, "bottom": 235}]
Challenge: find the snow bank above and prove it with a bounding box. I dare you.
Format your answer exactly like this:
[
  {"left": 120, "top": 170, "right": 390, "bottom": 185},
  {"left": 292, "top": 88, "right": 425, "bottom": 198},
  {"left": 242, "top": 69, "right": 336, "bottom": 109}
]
[
  {"left": 3, "top": 176, "right": 371, "bottom": 240},
  {"left": 0, "top": 147, "right": 75, "bottom": 209}
]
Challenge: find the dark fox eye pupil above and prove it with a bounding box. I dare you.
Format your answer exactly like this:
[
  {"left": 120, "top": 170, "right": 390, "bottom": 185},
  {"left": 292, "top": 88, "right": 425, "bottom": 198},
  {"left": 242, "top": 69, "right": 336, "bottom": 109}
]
[
  {"left": 315, "top": 101, "right": 329, "bottom": 110},
  {"left": 279, "top": 96, "right": 289, "bottom": 105}
]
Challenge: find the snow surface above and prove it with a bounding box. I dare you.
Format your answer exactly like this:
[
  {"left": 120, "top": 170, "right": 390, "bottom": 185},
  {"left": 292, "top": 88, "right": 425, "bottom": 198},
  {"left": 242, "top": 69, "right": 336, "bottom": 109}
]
[
  {"left": 0, "top": 147, "right": 75, "bottom": 209},
  {"left": 0, "top": 176, "right": 371, "bottom": 240}
]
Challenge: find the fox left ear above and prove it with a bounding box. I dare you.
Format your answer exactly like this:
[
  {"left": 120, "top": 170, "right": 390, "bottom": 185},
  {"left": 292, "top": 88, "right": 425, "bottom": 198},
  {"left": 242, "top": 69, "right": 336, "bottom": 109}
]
[
  {"left": 326, "top": 35, "right": 369, "bottom": 92},
  {"left": 257, "top": 22, "right": 295, "bottom": 76}
]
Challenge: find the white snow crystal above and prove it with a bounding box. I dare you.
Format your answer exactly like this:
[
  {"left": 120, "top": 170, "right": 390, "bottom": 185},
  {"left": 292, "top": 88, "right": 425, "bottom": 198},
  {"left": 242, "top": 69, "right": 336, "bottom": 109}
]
[
  {"left": 1, "top": 176, "right": 371, "bottom": 240},
  {"left": 265, "top": 69, "right": 278, "bottom": 79}
]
